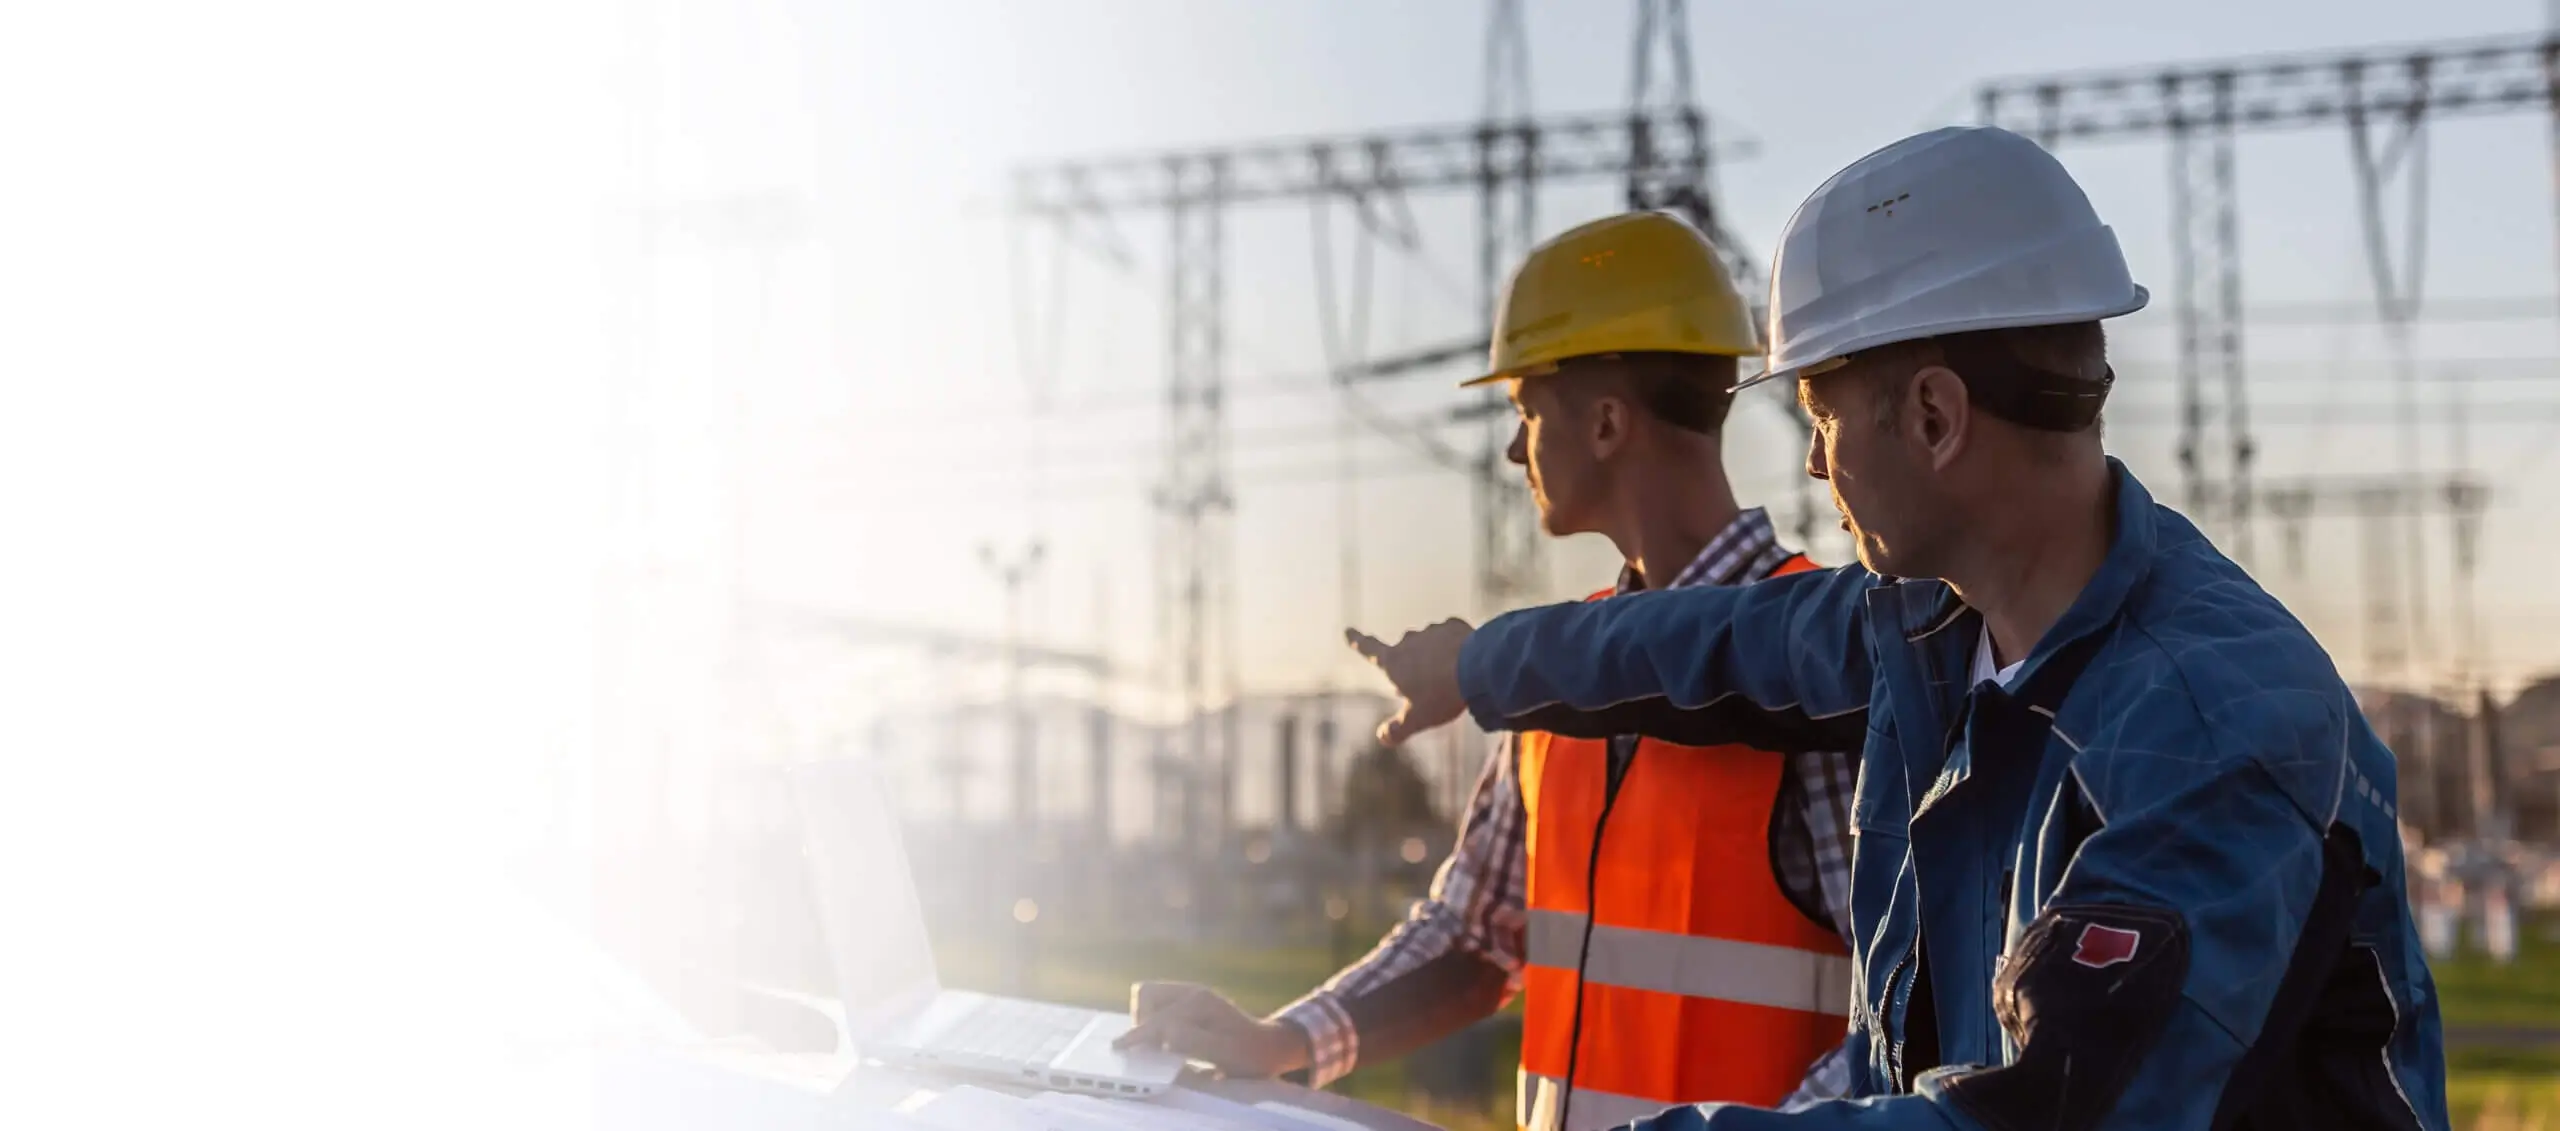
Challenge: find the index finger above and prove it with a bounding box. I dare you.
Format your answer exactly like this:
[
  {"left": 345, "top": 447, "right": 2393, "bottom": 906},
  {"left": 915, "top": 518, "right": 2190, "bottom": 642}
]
[
  {"left": 1114, "top": 1013, "right": 1171, "bottom": 1050},
  {"left": 1344, "top": 629, "right": 1390, "bottom": 661}
]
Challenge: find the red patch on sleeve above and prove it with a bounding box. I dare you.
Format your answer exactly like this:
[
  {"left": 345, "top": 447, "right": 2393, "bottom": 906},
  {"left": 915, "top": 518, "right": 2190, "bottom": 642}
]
[{"left": 2071, "top": 922, "right": 2142, "bottom": 968}]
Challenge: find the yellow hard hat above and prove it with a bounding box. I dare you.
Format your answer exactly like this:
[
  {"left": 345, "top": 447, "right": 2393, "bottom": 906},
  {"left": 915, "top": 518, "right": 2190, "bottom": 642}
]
[{"left": 1461, "top": 210, "right": 1761, "bottom": 388}]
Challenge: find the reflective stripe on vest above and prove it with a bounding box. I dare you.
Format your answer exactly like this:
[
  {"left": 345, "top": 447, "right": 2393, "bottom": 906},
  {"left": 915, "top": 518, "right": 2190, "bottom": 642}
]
[
  {"left": 1523, "top": 908, "right": 1853, "bottom": 1017},
  {"left": 1515, "top": 552, "right": 1847, "bottom": 1130}
]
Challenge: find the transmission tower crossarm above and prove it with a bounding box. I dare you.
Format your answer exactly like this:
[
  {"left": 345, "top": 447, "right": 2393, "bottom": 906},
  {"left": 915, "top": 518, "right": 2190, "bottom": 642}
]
[
  {"left": 1978, "top": 31, "right": 2559, "bottom": 143},
  {"left": 1011, "top": 109, "right": 1754, "bottom": 215},
  {"left": 2211, "top": 473, "right": 2488, "bottom": 516}
]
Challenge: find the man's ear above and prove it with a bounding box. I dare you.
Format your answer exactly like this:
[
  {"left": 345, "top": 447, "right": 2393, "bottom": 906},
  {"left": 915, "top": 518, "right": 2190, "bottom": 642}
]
[
  {"left": 1588, "top": 394, "right": 1632, "bottom": 461},
  {"left": 1907, "top": 365, "right": 1973, "bottom": 472}
]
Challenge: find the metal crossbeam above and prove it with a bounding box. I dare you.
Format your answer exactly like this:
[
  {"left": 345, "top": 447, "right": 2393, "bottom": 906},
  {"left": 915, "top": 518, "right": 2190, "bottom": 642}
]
[
  {"left": 1012, "top": 111, "right": 1753, "bottom": 217},
  {"left": 2247, "top": 474, "right": 2490, "bottom": 521},
  {"left": 1978, "top": 33, "right": 2559, "bottom": 143}
]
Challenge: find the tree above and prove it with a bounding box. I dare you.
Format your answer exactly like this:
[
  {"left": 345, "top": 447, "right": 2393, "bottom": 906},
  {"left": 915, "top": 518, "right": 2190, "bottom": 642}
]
[{"left": 1330, "top": 740, "right": 1442, "bottom": 850}]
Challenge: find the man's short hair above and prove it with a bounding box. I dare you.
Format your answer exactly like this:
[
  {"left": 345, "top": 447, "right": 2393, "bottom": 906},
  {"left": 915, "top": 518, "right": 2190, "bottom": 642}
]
[
  {"left": 1861, "top": 322, "right": 2108, "bottom": 434},
  {"left": 1554, "top": 351, "right": 1740, "bottom": 436}
]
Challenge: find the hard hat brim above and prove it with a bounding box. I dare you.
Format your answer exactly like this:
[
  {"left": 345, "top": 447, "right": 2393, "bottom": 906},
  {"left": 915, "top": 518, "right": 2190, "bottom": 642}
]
[
  {"left": 1725, "top": 368, "right": 1789, "bottom": 395},
  {"left": 1740, "top": 285, "right": 2153, "bottom": 394},
  {"left": 1466, "top": 349, "right": 1763, "bottom": 390},
  {"left": 1457, "top": 359, "right": 1561, "bottom": 389}
]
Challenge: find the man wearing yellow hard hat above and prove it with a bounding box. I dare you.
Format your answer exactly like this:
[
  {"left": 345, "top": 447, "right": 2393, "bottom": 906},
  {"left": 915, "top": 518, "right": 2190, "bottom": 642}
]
[{"left": 1120, "top": 212, "right": 1859, "bottom": 1131}]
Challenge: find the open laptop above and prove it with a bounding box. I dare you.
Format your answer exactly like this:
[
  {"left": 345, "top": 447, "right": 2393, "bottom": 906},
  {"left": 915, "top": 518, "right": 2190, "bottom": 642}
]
[{"left": 785, "top": 759, "right": 1186, "bottom": 1097}]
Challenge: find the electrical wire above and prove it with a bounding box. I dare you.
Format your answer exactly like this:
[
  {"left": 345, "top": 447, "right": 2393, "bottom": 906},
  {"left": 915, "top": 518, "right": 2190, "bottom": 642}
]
[
  {"left": 838, "top": 353, "right": 2560, "bottom": 441},
  {"left": 826, "top": 395, "right": 2560, "bottom": 485},
  {"left": 1313, "top": 192, "right": 1473, "bottom": 469},
  {"left": 1309, "top": 193, "right": 1376, "bottom": 651}
]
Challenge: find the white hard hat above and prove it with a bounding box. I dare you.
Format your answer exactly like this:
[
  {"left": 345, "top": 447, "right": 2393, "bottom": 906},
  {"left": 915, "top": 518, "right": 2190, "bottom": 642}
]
[{"left": 1735, "top": 126, "right": 2148, "bottom": 391}]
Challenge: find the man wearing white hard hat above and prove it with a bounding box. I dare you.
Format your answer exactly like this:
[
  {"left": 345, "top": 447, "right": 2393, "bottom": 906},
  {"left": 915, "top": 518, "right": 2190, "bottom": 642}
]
[{"left": 1343, "top": 126, "right": 2449, "bottom": 1130}]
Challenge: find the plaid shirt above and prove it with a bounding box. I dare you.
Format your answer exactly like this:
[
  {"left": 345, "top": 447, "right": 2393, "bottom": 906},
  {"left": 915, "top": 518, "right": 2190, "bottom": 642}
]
[{"left": 1275, "top": 508, "right": 1861, "bottom": 1109}]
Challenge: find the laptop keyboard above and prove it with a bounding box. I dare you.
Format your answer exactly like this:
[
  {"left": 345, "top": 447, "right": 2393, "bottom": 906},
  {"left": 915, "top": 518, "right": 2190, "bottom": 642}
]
[{"left": 935, "top": 998, "right": 1091, "bottom": 1065}]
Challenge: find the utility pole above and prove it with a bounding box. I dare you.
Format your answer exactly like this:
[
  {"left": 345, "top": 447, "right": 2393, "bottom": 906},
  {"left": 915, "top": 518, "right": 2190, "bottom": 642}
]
[{"left": 982, "top": 540, "right": 1047, "bottom": 830}]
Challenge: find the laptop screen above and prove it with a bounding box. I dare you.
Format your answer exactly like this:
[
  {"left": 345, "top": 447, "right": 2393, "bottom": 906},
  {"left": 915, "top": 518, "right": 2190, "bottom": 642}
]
[{"left": 785, "top": 759, "right": 942, "bottom": 1032}]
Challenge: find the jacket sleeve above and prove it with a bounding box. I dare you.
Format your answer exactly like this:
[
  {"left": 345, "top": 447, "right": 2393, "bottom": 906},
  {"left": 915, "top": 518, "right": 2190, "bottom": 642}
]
[{"left": 1457, "top": 563, "right": 1879, "bottom": 754}]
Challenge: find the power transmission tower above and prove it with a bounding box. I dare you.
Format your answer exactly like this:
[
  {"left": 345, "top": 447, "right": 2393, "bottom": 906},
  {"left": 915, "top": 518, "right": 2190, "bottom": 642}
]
[
  {"left": 1012, "top": 9, "right": 1758, "bottom": 820},
  {"left": 1976, "top": 31, "right": 2560, "bottom": 568},
  {"left": 1622, "top": 0, "right": 1820, "bottom": 547},
  {"left": 1627, "top": 0, "right": 1730, "bottom": 267},
  {"left": 1156, "top": 153, "right": 1235, "bottom": 857}
]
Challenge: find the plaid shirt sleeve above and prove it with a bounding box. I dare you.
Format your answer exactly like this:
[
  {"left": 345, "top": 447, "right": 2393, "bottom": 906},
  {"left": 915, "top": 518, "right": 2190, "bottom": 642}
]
[
  {"left": 1794, "top": 747, "right": 1858, "bottom": 943},
  {"left": 1273, "top": 733, "right": 1528, "bottom": 1088}
]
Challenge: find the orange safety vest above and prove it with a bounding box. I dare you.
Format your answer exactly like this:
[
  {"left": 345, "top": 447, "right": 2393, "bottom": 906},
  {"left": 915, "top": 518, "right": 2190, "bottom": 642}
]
[{"left": 1514, "top": 554, "right": 1850, "bottom": 1131}]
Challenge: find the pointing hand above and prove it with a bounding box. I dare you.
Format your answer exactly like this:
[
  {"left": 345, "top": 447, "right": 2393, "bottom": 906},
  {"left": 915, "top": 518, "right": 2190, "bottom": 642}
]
[{"left": 1344, "top": 618, "right": 1473, "bottom": 747}]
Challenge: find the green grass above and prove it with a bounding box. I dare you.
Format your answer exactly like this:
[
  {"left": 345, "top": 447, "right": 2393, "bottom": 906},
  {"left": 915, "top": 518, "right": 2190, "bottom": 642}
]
[
  {"left": 2447, "top": 1045, "right": 2560, "bottom": 1130},
  {"left": 2434, "top": 914, "right": 2560, "bottom": 1129},
  {"left": 2431, "top": 916, "right": 2560, "bottom": 1030}
]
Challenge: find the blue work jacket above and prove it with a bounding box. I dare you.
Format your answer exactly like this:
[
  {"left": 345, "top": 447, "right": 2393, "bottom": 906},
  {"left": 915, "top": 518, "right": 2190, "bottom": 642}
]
[{"left": 1456, "top": 462, "right": 2446, "bottom": 1131}]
